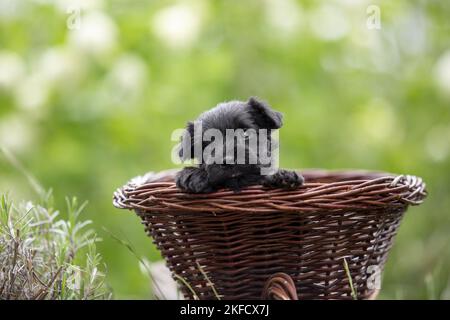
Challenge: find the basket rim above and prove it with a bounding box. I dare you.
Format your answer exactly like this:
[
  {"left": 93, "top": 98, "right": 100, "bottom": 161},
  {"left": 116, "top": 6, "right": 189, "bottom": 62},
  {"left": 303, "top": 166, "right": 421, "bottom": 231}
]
[{"left": 112, "top": 169, "right": 427, "bottom": 214}]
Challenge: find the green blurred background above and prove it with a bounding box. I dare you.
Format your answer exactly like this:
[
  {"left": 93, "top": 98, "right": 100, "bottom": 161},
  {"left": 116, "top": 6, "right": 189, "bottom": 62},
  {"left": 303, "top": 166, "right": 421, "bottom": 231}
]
[{"left": 1, "top": 0, "right": 449, "bottom": 299}]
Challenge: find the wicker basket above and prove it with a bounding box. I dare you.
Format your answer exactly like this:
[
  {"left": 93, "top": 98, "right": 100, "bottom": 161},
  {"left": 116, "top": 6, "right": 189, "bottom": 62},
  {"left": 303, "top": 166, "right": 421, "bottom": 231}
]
[{"left": 113, "top": 169, "right": 427, "bottom": 300}]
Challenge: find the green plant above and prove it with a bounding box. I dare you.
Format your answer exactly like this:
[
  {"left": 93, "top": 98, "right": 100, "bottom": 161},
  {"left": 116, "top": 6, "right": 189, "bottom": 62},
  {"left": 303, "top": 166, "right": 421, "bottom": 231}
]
[
  {"left": 343, "top": 257, "right": 358, "bottom": 300},
  {"left": 0, "top": 192, "right": 111, "bottom": 300}
]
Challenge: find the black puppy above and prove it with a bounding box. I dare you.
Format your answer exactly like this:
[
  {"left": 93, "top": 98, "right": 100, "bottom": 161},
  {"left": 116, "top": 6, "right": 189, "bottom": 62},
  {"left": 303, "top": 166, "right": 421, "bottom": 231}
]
[{"left": 176, "top": 97, "right": 304, "bottom": 193}]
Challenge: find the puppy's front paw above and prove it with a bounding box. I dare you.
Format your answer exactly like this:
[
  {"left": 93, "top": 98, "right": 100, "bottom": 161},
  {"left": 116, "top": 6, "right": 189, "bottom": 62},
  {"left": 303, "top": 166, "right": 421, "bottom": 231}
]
[
  {"left": 263, "top": 170, "right": 304, "bottom": 190},
  {"left": 176, "top": 167, "right": 214, "bottom": 193}
]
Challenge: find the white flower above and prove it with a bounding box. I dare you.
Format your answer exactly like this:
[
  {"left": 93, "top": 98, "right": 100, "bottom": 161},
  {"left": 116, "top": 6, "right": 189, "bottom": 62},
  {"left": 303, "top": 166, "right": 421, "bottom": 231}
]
[
  {"left": 0, "top": 51, "right": 25, "bottom": 90},
  {"left": 14, "top": 74, "right": 49, "bottom": 111},
  {"left": 309, "top": 4, "right": 349, "bottom": 41},
  {"left": 0, "top": 0, "right": 24, "bottom": 19},
  {"left": 264, "top": 0, "right": 303, "bottom": 37},
  {"left": 37, "top": 47, "right": 83, "bottom": 85},
  {"left": 92, "top": 54, "right": 148, "bottom": 112},
  {"left": 68, "top": 11, "right": 117, "bottom": 55},
  {"left": 107, "top": 54, "right": 147, "bottom": 100},
  {"left": 0, "top": 114, "right": 36, "bottom": 153},
  {"left": 433, "top": 50, "right": 450, "bottom": 96},
  {"left": 395, "top": 8, "right": 427, "bottom": 56},
  {"left": 152, "top": 2, "right": 203, "bottom": 49}
]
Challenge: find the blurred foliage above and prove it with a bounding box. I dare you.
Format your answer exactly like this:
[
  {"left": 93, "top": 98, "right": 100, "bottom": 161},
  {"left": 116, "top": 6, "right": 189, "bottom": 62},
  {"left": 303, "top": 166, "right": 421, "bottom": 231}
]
[
  {"left": 0, "top": 0, "right": 449, "bottom": 299},
  {"left": 0, "top": 192, "right": 111, "bottom": 300}
]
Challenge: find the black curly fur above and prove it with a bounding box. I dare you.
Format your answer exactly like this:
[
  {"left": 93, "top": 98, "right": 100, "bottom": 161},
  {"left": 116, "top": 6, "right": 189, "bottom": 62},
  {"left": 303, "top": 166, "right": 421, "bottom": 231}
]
[{"left": 176, "top": 97, "right": 304, "bottom": 193}]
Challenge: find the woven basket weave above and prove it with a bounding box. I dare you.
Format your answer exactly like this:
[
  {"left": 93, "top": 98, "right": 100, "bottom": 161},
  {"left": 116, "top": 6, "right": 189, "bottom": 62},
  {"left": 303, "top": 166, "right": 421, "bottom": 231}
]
[{"left": 113, "top": 169, "right": 427, "bottom": 300}]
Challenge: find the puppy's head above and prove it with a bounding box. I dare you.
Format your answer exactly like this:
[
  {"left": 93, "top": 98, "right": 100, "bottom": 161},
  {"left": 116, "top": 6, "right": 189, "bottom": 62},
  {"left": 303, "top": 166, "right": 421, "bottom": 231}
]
[{"left": 178, "top": 97, "right": 283, "bottom": 161}]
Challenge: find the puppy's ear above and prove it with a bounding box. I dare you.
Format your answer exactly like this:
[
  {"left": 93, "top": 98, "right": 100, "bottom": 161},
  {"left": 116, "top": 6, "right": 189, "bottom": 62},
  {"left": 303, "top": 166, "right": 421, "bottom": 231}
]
[
  {"left": 247, "top": 97, "right": 283, "bottom": 129},
  {"left": 179, "top": 121, "right": 195, "bottom": 160}
]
